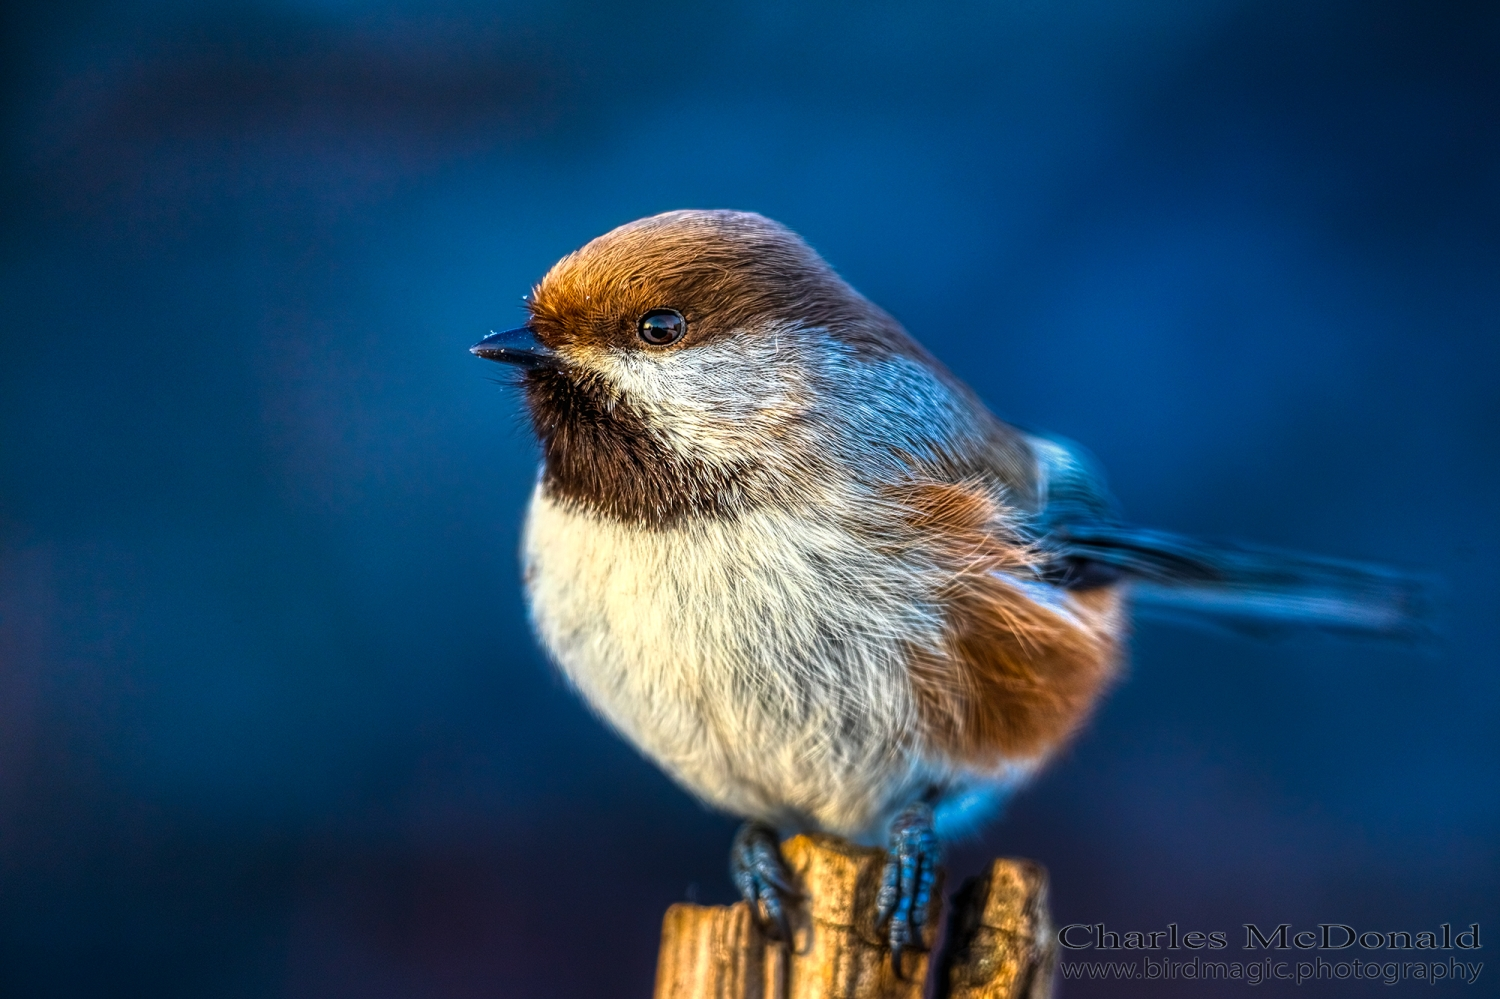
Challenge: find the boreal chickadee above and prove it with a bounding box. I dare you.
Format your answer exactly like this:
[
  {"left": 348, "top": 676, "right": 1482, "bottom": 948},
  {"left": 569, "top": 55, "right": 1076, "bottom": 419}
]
[{"left": 471, "top": 210, "right": 1425, "bottom": 969}]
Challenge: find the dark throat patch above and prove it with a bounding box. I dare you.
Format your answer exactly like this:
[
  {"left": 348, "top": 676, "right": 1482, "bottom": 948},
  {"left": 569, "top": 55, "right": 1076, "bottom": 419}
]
[{"left": 522, "top": 367, "right": 755, "bottom": 526}]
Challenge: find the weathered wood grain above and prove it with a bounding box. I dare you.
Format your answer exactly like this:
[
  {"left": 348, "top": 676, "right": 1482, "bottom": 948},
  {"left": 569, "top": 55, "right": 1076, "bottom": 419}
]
[
  {"left": 654, "top": 900, "right": 767, "bottom": 999},
  {"left": 652, "top": 835, "right": 1053, "bottom": 999},
  {"left": 778, "top": 834, "right": 938, "bottom": 999},
  {"left": 940, "top": 859, "right": 1054, "bottom": 999}
]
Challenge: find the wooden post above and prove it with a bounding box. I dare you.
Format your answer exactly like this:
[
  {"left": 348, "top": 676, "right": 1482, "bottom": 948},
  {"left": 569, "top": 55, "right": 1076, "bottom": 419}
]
[
  {"left": 939, "top": 859, "right": 1055, "bottom": 999},
  {"left": 654, "top": 901, "right": 768, "bottom": 999},
  {"left": 653, "top": 835, "right": 1054, "bottom": 999}
]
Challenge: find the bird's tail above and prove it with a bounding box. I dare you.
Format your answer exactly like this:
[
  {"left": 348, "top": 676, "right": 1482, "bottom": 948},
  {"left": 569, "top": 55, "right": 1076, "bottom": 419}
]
[{"left": 1054, "top": 523, "right": 1434, "bottom": 639}]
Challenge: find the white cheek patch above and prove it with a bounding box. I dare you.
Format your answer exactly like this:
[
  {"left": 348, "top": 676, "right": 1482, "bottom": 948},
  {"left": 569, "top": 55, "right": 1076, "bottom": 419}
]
[
  {"left": 589, "top": 326, "right": 826, "bottom": 467},
  {"left": 561, "top": 326, "right": 985, "bottom": 485}
]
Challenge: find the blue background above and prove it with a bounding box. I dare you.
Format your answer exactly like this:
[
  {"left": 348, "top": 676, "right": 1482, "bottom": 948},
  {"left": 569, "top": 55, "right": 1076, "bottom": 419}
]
[{"left": 1, "top": 1, "right": 1496, "bottom": 996}]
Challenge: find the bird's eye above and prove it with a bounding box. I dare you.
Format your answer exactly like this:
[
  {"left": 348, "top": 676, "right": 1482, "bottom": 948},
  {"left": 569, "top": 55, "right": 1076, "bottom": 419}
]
[{"left": 638, "top": 309, "right": 686, "bottom": 346}]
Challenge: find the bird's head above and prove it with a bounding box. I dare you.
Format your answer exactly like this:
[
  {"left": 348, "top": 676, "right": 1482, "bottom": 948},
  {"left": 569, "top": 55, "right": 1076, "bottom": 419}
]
[{"left": 473, "top": 210, "right": 1003, "bottom": 524}]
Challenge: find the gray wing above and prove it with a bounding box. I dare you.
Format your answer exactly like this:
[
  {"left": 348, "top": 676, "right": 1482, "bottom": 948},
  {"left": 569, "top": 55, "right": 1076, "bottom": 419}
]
[{"left": 1022, "top": 432, "right": 1432, "bottom": 639}]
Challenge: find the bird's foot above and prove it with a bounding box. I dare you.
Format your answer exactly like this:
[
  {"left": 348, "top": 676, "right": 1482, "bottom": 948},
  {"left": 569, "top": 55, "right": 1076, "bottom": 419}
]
[
  {"left": 875, "top": 801, "right": 941, "bottom": 978},
  {"left": 730, "top": 821, "right": 800, "bottom": 943}
]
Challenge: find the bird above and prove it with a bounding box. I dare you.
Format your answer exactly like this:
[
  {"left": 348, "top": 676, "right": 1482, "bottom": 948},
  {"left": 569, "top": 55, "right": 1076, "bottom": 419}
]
[{"left": 469, "top": 209, "right": 1426, "bottom": 972}]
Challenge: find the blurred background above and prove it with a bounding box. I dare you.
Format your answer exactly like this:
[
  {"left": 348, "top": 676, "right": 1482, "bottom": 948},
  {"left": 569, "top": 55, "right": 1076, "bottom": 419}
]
[{"left": 1, "top": 1, "right": 1496, "bottom": 996}]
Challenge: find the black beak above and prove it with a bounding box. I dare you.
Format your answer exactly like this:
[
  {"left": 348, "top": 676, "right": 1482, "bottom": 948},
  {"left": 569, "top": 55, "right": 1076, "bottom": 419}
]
[{"left": 470, "top": 326, "right": 560, "bottom": 368}]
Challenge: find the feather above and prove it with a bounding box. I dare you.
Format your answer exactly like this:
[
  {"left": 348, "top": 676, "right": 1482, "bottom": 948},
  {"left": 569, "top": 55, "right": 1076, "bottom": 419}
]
[{"left": 1025, "top": 434, "right": 1434, "bottom": 639}]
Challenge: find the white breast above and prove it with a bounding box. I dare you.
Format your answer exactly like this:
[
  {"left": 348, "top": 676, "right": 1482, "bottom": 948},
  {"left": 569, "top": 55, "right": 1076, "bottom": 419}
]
[{"left": 521, "top": 483, "right": 952, "bottom": 840}]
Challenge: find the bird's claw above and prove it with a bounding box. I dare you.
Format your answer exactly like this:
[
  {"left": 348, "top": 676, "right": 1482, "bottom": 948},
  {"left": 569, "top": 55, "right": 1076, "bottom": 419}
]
[
  {"left": 875, "top": 802, "right": 940, "bottom": 978},
  {"left": 730, "top": 821, "right": 800, "bottom": 944}
]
